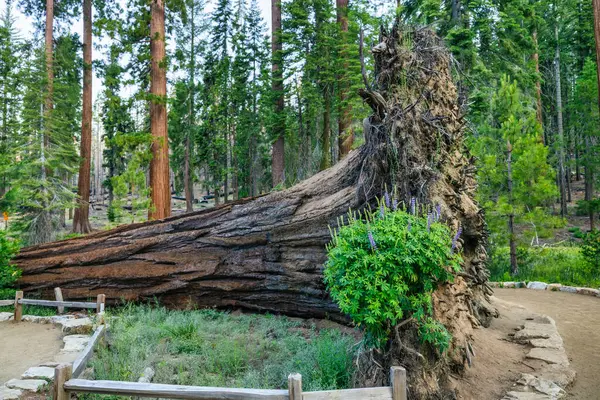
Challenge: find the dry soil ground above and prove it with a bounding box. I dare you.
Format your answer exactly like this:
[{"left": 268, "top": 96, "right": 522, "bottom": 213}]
[
  {"left": 495, "top": 288, "right": 600, "bottom": 400},
  {"left": 0, "top": 322, "right": 63, "bottom": 384}
]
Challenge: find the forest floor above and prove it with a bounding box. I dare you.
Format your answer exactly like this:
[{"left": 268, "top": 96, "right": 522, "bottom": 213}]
[{"left": 495, "top": 288, "right": 600, "bottom": 400}]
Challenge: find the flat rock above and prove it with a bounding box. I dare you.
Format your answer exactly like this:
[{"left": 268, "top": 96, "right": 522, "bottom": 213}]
[
  {"left": 527, "top": 348, "right": 569, "bottom": 366},
  {"left": 62, "top": 334, "right": 90, "bottom": 352},
  {"left": 38, "top": 361, "right": 60, "bottom": 367},
  {"left": 538, "top": 364, "right": 577, "bottom": 388},
  {"left": 513, "top": 323, "right": 554, "bottom": 342},
  {"left": 22, "top": 315, "right": 44, "bottom": 323},
  {"left": 518, "top": 374, "right": 566, "bottom": 398},
  {"left": 527, "top": 281, "right": 548, "bottom": 290},
  {"left": 502, "top": 391, "right": 551, "bottom": 400},
  {"left": 576, "top": 287, "right": 599, "bottom": 296},
  {"left": 559, "top": 286, "right": 577, "bottom": 293},
  {"left": 60, "top": 317, "right": 93, "bottom": 334},
  {"left": 530, "top": 334, "right": 564, "bottom": 349},
  {"left": 21, "top": 366, "right": 55, "bottom": 381},
  {"left": 0, "top": 386, "right": 22, "bottom": 400},
  {"left": 0, "top": 311, "right": 13, "bottom": 322},
  {"left": 5, "top": 379, "right": 47, "bottom": 392}
]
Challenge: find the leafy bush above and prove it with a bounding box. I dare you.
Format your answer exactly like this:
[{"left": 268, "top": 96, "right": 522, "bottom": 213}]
[
  {"left": 489, "top": 246, "right": 600, "bottom": 288},
  {"left": 324, "top": 199, "right": 461, "bottom": 351},
  {"left": 0, "top": 231, "right": 20, "bottom": 299},
  {"left": 582, "top": 230, "right": 600, "bottom": 275}
]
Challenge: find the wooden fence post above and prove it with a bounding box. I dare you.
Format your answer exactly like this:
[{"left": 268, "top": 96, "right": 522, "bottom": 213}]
[
  {"left": 288, "top": 373, "right": 302, "bottom": 400},
  {"left": 54, "top": 363, "right": 72, "bottom": 400},
  {"left": 55, "top": 287, "right": 65, "bottom": 314},
  {"left": 96, "top": 294, "right": 105, "bottom": 313},
  {"left": 390, "top": 366, "right": 408, "bottom": 400},
  {"left": 13, "top": 291, "right": 23, "bottom": 323}
]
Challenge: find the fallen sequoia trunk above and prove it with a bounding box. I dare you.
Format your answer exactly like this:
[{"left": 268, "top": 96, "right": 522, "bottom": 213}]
[{"left": 17, "top": 26, "right": 496, "bottom": 395}]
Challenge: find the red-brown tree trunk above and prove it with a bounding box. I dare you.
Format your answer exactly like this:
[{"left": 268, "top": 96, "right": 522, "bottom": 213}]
[
  {"left": 149, "top": 0, "right": 171, "bottom": 220},
  {"left": 271, "top": 0, "right": 285, "bottom": 187},
  {"left": 44, "top": 0, "right": 54, "bottom": 147},
  {"left": 533, "top": 29, "right": 544, "bottom": 137},
  {"left": 337, "top": 0, "right": 353, "bottom": 158},
  {"left": 73, "top": 0, "right": 93, "bottom": 234}
]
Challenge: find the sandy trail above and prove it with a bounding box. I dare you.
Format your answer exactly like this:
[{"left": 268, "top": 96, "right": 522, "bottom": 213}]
[
  {"left": 0, "top": 322, "right": 63, "bottom": 384},
  {"left": 495, "top": 288, "right": 600, "bottom": 400}
]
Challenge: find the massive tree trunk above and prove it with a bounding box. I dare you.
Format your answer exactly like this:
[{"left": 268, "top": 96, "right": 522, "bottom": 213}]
[
  {"left": 73, "top": 0, "right": 93, "bottom": 234},
  {"left": 149, "top": 0, "right": 171, "bottom": 220},
  {"left": 271, "top": 0, "right": 284, "bottom": 187},
  {"left": 16, "top": 29, "right": 493, "bottom": 396},
  {"left": 554, "top": 24, "right": 568, "bottom": 218},
  {"left": 336, "top": 0, "right": 353, "bottom": 159}
]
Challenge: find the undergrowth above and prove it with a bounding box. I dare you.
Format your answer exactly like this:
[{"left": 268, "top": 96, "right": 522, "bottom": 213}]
[
  {"left": 85, "top": 305, "right": 357, "bottom": 396},
  {"left": 489, "top": 246, "right": 600, "bottom": 288}
]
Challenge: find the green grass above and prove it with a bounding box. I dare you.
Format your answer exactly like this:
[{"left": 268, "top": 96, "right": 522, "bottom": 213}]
[
  {"left": 0, "top": 304, "right": 58, "bottom": 316},
  {"left": 86, "top": 305, "right": 358, "bottom": 397},
  {"left": 489, "top": 246, "right": 600, "bottom": 288}
]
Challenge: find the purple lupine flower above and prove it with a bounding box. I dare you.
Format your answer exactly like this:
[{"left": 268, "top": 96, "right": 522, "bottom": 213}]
[
  {"left": 368, "top": 230, "right": 377, "bottom": 251},
  {"left": 392, "top": 199, "right": 398, "bottom": 211},
  {"left": 451, "top": 226, "right": 463, "bottom": 252},
  {"left": 436, "top": 204, "right": 442, "bottom": 221},
  {"left": 410, "top": 197, "right": 416, "bottom": 215},
  {"left": 427, "top": 213, "right": 432, "bottom": 233},
  {"left": 384, "top": 191, "right": 391, "bottom": 208},
  {"left": 380, "top": 203, "right": 385, "bottom": 218},
  {"left": 407, "top": 220, "right": 411, "bottom": 232}
]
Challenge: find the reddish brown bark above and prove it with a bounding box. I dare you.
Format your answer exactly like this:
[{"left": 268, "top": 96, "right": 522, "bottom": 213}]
[
  {"left": 590, "top": 0, "right": 600, "bottom": 228},
  {"left": 533, "top": 29, "right": 543, "bottom": 137},
  {"left": 336, "top": 0, "right": 353, "bottom": 158},
  {"left": 271, "top": 0, "right": 285, "bottom": 187},
  {"left": 44, "top": 0, "right": 54, "bottom": 146},
  {"left": 149, "top": 0, "right": 171, "bottom": 220},
  {"left": 73, "top": 0, "right": 93, "bottom": 234}
]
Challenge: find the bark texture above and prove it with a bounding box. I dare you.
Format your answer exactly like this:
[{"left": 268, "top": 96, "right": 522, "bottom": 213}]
[
  {"left": 73, "top": 0, "right": 93, "bottom": 234},
  {"left": 16, "top": 27, "right": 494, "bottom": 396},
  {"left": 271, "top": 0, "right": 284, "bottom": 187},
  {"left": 149, "top": 0, "right": 171, "bottom": 220},
  {"left": 337, "top": 0, "right": 353, "bottom": 158}
]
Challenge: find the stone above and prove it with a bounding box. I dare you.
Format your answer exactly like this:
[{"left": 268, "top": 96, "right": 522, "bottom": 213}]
[
  {"left": 0, "top": 386, "right": 22, "bottom": 400},
  {"left": 62, "top": 334, "right": 90, "bottom": 352},
  {"left": 22, "top": 315, "right": 44, "bottom": 323},
  {"left": 138, "top": 367, "right": 155, "bottom": 383},
  {"left": 547, "top": 283, "right": 562, "bottom": 291},
  {"left": 518, "top": 374, "right": 566, "bottom": 398},
  {"left": 538, "top": 364, "right": 577, "bottom": 388},
  {"left": 576, "top": 287, "right": 599, "bottom": 296},
  {"left": 60, "top": 317, "right": 93, "bottom": 334},
  {"left": 5, "top": 379, "right": 47, "bottom": 392},
  {"left": 527, "top": 348, "right": 569, "bottom": 366},
  {"left": 0, "top": 311, "right": 13, "bottom": 322},
  {"left": 513, "top": 322, "right": 554, "bottom": 342},
  {"left": 502, "top": 391, "right": 551, "bottom": 400},
  {"left": 559, "top": 286, "right": 577, "bottom": 294},
  {"left": 39, "top": 361, "right": 60, "bottom": 367},
  {"left": 530, "top": 334, "right": 564, "bottom": 349},
  {"left": 489, "top": 282, "right": 500, "bottom": 288},
  {"left": 527, "top": 281, "right": 548, "bottom": 290},
  {"left": 21, "top": 366, "right": 55, "bottom": 381},
  {"left": 503, "top": 282, "right": 517, "bottom": 288}
]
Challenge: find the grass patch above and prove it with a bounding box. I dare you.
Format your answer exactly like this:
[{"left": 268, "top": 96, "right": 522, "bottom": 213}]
[
  {"left": 490, "top": 246, "right": 600, "bottom": 288},
  {"left": 0, "top": 304, "right": 58, "bottom": 316},
  {"left": 86, "top": 305, "right": 358, "bottom": 396}
]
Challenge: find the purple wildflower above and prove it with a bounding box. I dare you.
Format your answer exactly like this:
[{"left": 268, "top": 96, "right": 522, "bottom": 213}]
[
  {"left": 384, "top": 191, "right": 391, "bottom": 208},
  {"left": 410, "top": 197, "right": 416, "bottom": 215},
  {"left": 407, "top": 220, "right": 411, "bottom": 232},
  {"left": 392, "top": 199, "right": 398, "bottom": 211},
  {"left": 436, "top": 204, "right": 442, "bottom": 221},
  {"left": 451, "top": 226, "right": 463, "bottom": 252},
  {"left": 427, "top": 213, "right": 432, "bottom": 233},
  {"left": 368, "top": 230, "right": 377, "bottom": 251},
  {"left": 380, "top": 203, "right": 385, "bottom": 218}
]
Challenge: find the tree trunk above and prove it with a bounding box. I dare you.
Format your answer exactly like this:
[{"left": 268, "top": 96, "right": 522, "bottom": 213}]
[
  {"left": 554, "top": 24, "right": 568, "bottom": 218},
  {"left": 320, "top": 90, "right": 332, "bottom": 171},
  {"left": 149, "top": 0, "right": 171, "bottom": 220},
  {"left": 44, "top": 0, "right": 54, "bottom": 141},
  {"left": 184, "top": 2, "right": 195, "bottom": 214},
  {"left": 16, "top": 27, "right": 494, "bottom": 339},
  {"left": 336, "top": 0, "right": 353, "bottom": 159},
  {"left": 591, "top": 0, "right": 600, "bottom": 229},
  {"left": 533, "top": 29, "right": 544, "bottom": 138},
  {"left": 73, "top": 0, "right": 93, "bottom": 234},
  {"left": 271, "top": 0, "right": 284, "bottom": 187},
  {"left": 507, "top": 140, "right": 518, "bottom": 275}
]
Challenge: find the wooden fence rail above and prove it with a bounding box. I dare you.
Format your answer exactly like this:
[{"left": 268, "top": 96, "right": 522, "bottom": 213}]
[
  {"left": 2, "top": 289, "right": 106, "bottom": 322},
  {"left": 54, "top": 365, "right": 408, "bottom": 400}
]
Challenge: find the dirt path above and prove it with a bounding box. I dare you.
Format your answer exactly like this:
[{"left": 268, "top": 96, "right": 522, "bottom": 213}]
[
  {"left": 0, "top": 322, "right": 63, "bottom": 384},
  {"left": 495, "top": 288, "right": 600, "bottom": 399}
]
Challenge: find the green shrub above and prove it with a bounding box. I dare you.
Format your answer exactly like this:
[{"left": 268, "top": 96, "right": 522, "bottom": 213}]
[
  {"left": 489, "top": 245, "right": 600, "bottom": 287},
  {"left": 324, "top": 199, "right": 461, "bottom": 351},
  {"left": 582, "top": 230, "right": 600, "bottom": 275},
  {"left": 0, "top": 231, "right": 20, "bottom": 299}
]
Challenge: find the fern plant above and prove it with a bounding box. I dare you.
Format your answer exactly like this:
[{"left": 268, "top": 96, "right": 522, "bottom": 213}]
[{"left": 324, "top": 197, "right": 461, "bottom": 351}]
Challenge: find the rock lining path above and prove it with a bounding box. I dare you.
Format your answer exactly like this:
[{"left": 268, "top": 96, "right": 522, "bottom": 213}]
[{"left": 495, "top": 288, "right": 600, "bottom": 400}]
